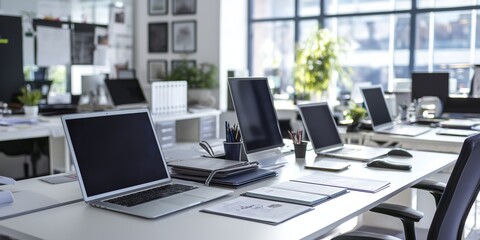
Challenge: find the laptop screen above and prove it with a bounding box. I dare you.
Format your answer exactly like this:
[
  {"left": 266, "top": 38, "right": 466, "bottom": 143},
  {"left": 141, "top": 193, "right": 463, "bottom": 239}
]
[
  {"left": 104, "top": 79, "right": 147, "bottom": 106},
  {"left": 228, "top": 78, "right": 284, "bottom": 153},
  {"left": 64, "top": 111, "right": 169, "bottom": 197},
  {"left": 362, "top": 86, "right": 392, "bottom": 127},
  {"left": 299, "top": 103, "right": 342, "bottom": 150}
]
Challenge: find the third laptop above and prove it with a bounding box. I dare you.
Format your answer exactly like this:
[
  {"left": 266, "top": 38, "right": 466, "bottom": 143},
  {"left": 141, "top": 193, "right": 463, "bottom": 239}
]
[
  {"left": 298, "top": 102, "right": 389, "bottom": 161},
  {"left": 361, "top": 85, "right": 430, "bottom": 137}
]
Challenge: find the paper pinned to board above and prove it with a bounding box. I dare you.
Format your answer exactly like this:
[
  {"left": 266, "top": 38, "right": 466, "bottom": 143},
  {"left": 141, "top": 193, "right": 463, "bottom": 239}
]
[{"left": 37, "top": 26, "right": 71, "bottom": 66}]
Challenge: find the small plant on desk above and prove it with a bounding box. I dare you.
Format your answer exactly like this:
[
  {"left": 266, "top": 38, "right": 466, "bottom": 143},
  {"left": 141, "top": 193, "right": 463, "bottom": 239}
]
[
  {"left": 17, "top": 87, "right": 42, "bottom": 119},
  {"left": 346, "top": 105, "right": 366, "bottom": 132}
]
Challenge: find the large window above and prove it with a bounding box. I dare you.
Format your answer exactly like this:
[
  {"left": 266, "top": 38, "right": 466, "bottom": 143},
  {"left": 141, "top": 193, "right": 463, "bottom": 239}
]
[{"left": 249, "top": 0, "right": 480, "bottom": 98}]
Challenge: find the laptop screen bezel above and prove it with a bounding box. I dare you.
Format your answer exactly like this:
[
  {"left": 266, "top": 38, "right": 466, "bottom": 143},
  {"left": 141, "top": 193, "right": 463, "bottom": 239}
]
[
  {"left": 228, "top": 77, "right": 285, "bottom": 154},
  {"left": 61, "top": 109, "right": 172, "bottom": 202},
  {"left": 104, "top": 79, "right": 148, "bottom": 107},
  {"left": 298, "top": 102, "right": 344, "bottom": 153},
  {"left": 361, "top": 85, "right": 395, "bottom": 131}
]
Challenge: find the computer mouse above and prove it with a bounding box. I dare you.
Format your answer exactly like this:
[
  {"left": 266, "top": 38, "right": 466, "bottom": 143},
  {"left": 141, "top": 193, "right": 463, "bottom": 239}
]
[
  {"left": 367, "top": 160, "right": 412, "bottom": 171},
  {"left": 387, "top": 148, "right": 413, "bottom": 157}
]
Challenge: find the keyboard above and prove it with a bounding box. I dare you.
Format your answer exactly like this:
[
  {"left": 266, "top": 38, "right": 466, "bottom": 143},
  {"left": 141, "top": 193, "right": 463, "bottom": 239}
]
[{"left": 105, "top": 184, "right": 197, "bottom": 207}]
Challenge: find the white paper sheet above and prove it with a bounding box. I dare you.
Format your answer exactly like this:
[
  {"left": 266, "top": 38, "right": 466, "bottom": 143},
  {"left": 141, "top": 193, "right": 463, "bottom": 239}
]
[{"left": 37, "top": 26, "right": 71, "bottom": 66}]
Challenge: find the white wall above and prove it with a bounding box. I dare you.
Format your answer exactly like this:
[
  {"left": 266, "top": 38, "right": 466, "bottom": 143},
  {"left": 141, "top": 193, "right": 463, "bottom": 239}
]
[
  {"left": 219, "top": 0, "right": 248, "bottom": 110},
  {"left": 134, "top": 0, "right": 221, "bottom": 106},
  {"left": 134, "top": 0, "right": 248, "bottom": 110}
]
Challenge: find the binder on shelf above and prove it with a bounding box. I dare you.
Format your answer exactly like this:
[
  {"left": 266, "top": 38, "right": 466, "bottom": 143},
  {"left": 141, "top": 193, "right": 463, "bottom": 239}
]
[{"left": 151, "top": 81, "right": 187, "bottom": 115}]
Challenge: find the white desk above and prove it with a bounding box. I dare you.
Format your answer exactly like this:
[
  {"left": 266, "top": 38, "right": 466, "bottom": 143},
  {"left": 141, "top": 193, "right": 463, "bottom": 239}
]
[
  {"left": 0, "top": 149, "right": 456, "bottom": 240},
  {"left": 0, "top": 117, "right": 68, "bottom": 174},
  {"left": 340, "top": 127, "right": 466, "bottom": 154},
  {"left": 0, "top": 110, "right": 221, "bottom": 174}
]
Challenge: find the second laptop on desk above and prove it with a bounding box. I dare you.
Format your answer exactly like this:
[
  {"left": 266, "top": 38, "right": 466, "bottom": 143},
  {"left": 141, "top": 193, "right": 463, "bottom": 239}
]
[
  {"left": 298, "top": 102, "right": 389, "bottom": 161},
  {"left": 361, "top": 85, "right": 430, "bottom": 137}
]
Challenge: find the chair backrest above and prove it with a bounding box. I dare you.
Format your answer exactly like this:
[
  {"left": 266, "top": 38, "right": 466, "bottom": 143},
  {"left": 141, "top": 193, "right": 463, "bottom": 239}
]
[{"left": 428, "top": 133, "right": 480, "bottom": 240}]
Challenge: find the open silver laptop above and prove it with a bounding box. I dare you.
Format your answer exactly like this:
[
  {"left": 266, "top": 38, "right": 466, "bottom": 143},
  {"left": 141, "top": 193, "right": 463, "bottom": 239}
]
[
  {"left": 104, "top": 79, "right": 148, "bottom": 109},
  {"left": 361, "top": 86, "right": 430, "bottom": 137},
  {"left": 298, "top": 102, "right": 389, "bottom": 161},
  {"left": 62, "top": 109, "right": 231, "bottom": 219}
]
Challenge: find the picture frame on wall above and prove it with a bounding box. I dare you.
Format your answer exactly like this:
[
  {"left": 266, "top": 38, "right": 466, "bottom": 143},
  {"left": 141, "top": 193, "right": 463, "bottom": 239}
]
[
  {"left": 172, "top": 0, "right": 196, "bottom": 15},
  {"left": 149, "top": 0, "right": 168, "bottom": 15},
  {"left": 148, "top": 60, "right": 168, "bottom": 82},
  {"left": 148, "top": 22, "right": 168, "bottom": 53},
  {"left": 172, "top": 21, "right": 196, "bottom": 53},
  {"left": 171, "top": 60, "right": 196, "bottom": 72}
]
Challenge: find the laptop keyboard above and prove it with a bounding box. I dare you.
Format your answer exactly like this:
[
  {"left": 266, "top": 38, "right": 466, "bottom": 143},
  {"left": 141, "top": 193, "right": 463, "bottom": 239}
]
[{"left": 105, "top": 184, "right": 197, "bottom": 207}]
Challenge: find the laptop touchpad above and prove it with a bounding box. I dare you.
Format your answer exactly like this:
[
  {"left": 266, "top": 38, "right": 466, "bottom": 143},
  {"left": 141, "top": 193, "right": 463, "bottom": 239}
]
[{"left": 163, "top": 194, "right": 205, "bottom": 206}]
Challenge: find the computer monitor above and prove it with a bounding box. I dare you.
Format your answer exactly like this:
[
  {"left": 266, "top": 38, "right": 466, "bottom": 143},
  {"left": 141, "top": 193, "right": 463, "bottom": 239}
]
[
  {"left": 228, "top": 77, "right": 286, "bottom": 167},
  {"left": 411, "top": 72, "right": 449, "bottom": 104},
  {"left": 81, "top": 75, "right": 106, "bottom": 96},
  {"left": 104, "top": 78, "right": 147, "bottom": 109}
]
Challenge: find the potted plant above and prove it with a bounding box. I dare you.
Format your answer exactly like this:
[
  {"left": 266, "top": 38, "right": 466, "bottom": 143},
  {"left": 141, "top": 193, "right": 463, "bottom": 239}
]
[
  {"left": 167, "top": 60, "right": 218, "bottom": 107},
  {"left": 17, "top": 87, "right": 42, "bottom": 119},
  {"left": 345, "top": 104, "right": 367, "bottom": 132},
  {"left": 294, "top": 28, "right": 349, "bottom": 101}
]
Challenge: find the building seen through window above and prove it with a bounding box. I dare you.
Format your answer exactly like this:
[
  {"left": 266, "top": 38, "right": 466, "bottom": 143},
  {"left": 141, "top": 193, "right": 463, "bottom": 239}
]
[{"left": 249, "top": 0, "right": 480, "bottom": 99}]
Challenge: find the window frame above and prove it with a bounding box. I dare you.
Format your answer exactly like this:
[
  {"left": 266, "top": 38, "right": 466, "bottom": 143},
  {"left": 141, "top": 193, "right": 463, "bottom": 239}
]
[{"left": 247, "top": 0, "right": 480, "bottom": 93}]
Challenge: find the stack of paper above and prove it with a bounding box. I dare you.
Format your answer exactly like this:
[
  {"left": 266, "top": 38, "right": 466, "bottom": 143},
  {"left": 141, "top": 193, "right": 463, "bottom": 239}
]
[
  {"left": 293, "top": 173, "right": 390, "bottom": 193},
  {"left": 244, "top": 181, "right": 347, "bottom": 206},
  {"left": 151, "top": 81, "right": 187, "bottom": 115},
  {"left": 168, "top": 158, "right": 276, "bottom": 187},
  {"left": 201, "top": 196, "right": 312, "bottom": 225}
]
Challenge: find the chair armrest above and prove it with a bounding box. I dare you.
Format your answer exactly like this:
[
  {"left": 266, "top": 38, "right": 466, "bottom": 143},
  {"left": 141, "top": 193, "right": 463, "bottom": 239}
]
[
  {"left": 370, "top": 203, "right": 424, "bottom": 223},
  {"left": 412, "top": 179, "right": 446, "bottom": 193},
  {"left": 370, "top": 203, "right": 424, "bottom": 240},
  {"left": 412, "top": 179, "right": 446, "bottom": 206},
  {"left": 332, "top": 231, "right": 401, "bottom": 240}
]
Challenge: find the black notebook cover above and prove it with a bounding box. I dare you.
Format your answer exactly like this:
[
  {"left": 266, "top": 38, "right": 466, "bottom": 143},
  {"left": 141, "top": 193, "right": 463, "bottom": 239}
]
[{"left": 171, "top": 169, "right": 277, "bottom": 188}]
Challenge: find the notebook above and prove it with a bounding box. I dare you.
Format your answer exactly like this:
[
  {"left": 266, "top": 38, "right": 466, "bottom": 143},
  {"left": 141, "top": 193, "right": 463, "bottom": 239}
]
[
  {"left": 298, "top": 102, "right": 389, "bottom": 161},
  {"left": 361, "top": 86, "right": 430, "bottom": 137},
  {"left": 61, "top": 109, "right": 232, "bottom": 219},
  {"left": 104, "top": 79, "right": 148, "bottom": 109}
]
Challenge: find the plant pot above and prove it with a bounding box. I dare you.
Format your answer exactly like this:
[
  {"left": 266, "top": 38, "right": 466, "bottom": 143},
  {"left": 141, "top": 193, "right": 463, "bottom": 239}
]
[
  {"left": 188, "top": 88, "right": 217, "bottom": 108},
  {"left": 23, "top": 105, "right": 39, "bottom": 119},
  {"left": 346, "top": 121, "right": 361, "bottom": 132}
]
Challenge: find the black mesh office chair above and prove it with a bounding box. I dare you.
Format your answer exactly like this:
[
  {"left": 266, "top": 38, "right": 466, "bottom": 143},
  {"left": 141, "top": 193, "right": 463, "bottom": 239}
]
[{"left": 333, "top": 133, "right": 480, "bottom": 240}]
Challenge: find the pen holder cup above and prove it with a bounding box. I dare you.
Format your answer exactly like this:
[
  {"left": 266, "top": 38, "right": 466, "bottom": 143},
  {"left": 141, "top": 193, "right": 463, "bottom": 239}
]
[
  {"left": 294, "top": 142, "right": 308, "bottom": 158},
  {"left": 223, "top": 141, "right": 243, "bottom": 161}
]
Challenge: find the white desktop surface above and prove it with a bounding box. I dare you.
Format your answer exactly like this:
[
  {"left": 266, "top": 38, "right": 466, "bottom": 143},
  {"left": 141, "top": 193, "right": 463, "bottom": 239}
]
[
  {"left": 362, "top": 128, "right": 466, "bottom": 153},
  {"left": 0, "top": 149, "right": 456, "bottom": 240},
  {"left": 0, "top": 174, "right": 81, "bottom": 203},
  {"left": 0, "top": 116, "right": 64, "bottom": 141}
]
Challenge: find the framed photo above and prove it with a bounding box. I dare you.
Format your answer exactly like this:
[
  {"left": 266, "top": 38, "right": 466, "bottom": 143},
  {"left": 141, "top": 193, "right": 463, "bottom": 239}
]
[
  {"left": 172, "top": 0, "right": 196, "bottom": 15},
  {"left": 148, "top": 60, "right": 168, "bottom": 82},
  {"left": 148, "top": 22, "right": 168, "bottom": 53},
  {"left": 149, "top": 0, "right": 168, "bottom": 15},
  {"left": 171, "top": 60, "right": 196, "bottom": 72},
  {"left": 172, "top": 21, "right": 196, "bottom": 53}
]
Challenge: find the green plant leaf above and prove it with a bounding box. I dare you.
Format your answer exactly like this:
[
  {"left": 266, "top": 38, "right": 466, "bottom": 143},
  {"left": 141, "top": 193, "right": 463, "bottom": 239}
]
[
  {"left": 294, "top": 28, "right": 350, "bottom": 95},
  {"left": 17, "top": 87, "right": 42, "bottom": 106}
]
